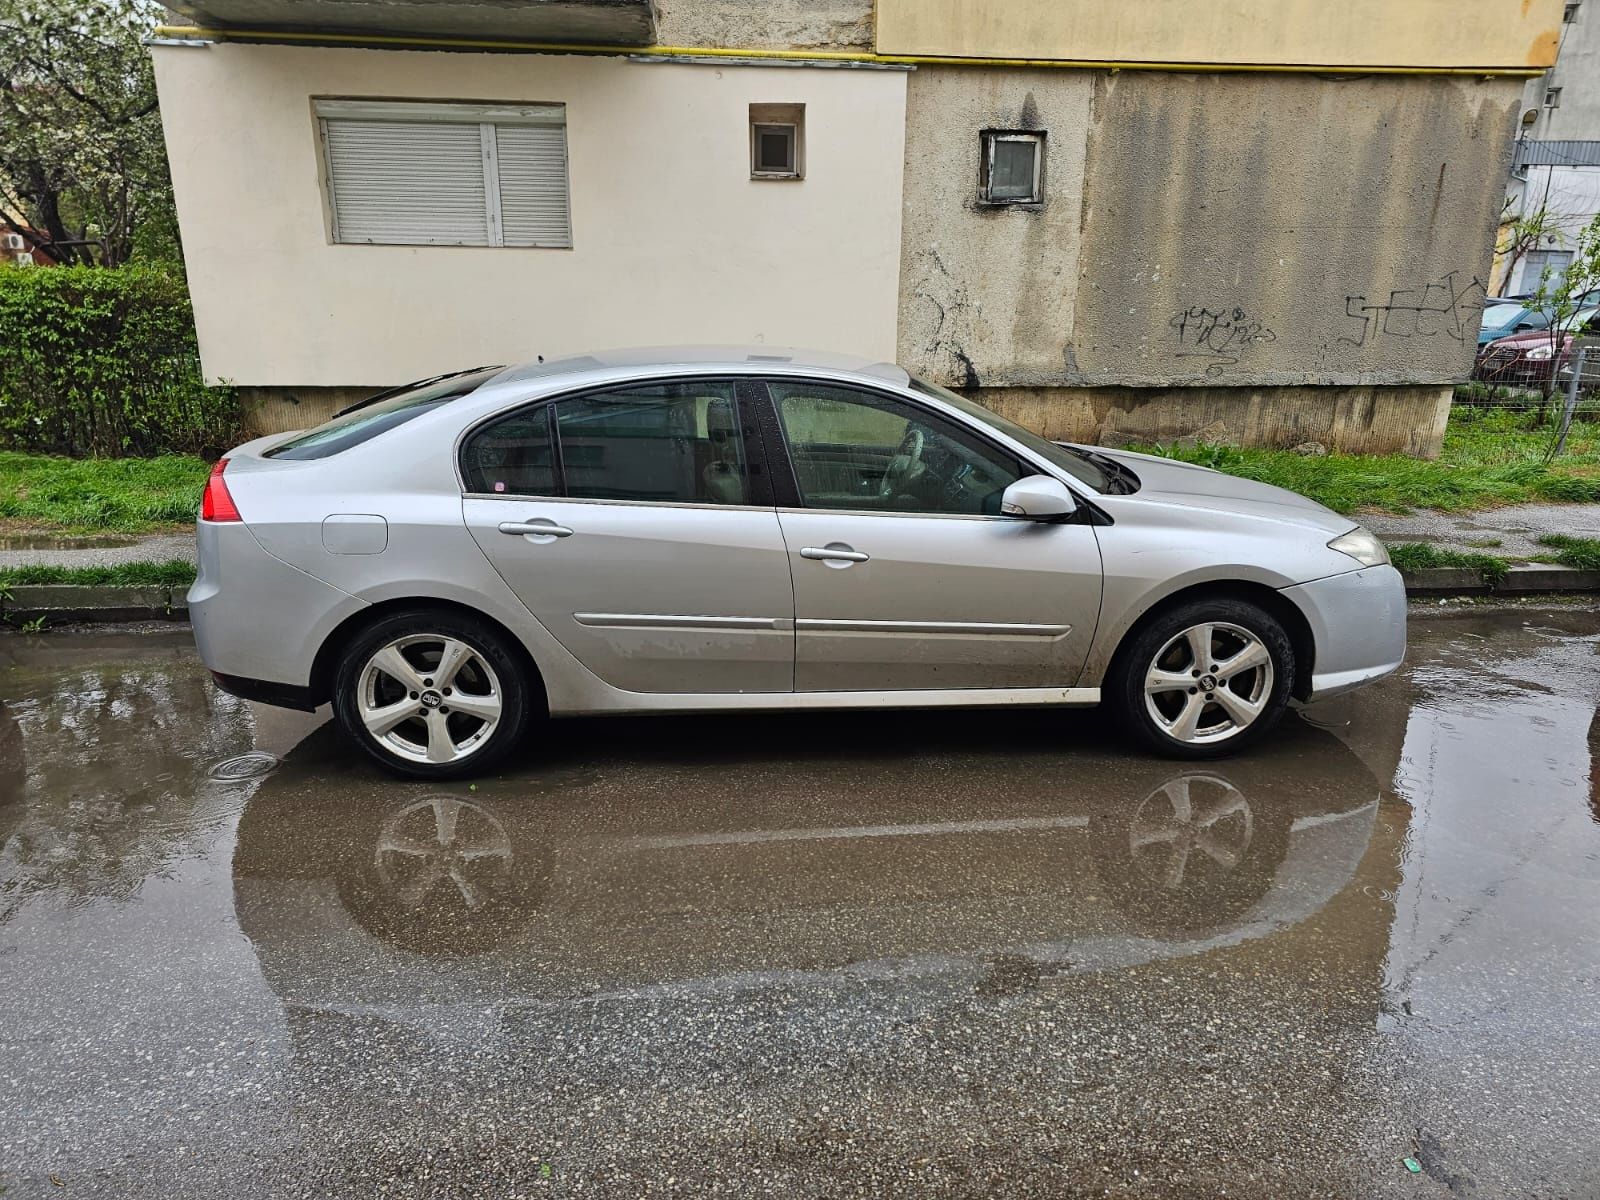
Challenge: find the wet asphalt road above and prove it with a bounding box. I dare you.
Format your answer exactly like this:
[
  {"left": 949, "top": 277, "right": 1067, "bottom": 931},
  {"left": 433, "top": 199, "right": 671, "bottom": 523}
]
[{"left": 1, "top": 608, "right": 1599, "bottom": 1198}]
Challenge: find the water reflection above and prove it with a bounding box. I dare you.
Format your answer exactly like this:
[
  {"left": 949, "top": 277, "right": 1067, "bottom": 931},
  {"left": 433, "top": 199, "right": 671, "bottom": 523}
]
[
  {"left": 0, "top": 660, "right": 254, "bottom": 921},
  {"left": 233, "top": 716, "right": 1384, "bottom": 1011}
]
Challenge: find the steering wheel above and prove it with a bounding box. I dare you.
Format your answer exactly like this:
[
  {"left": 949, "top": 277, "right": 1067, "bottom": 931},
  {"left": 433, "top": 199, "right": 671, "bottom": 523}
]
[{"left": 878, "top": 427, "right": 926, "bottom": 502}]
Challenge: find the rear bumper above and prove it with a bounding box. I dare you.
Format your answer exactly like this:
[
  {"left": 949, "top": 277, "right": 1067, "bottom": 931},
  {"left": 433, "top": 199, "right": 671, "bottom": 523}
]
[
  {"left": 188, "top": 519, "right": 364, "bottom": 693},
  {"left": 211, "top": 671, "right": 319, "bottom": 712},
  {"left": 1280, "top": 564, "right": 1407, "bottom": 701}
]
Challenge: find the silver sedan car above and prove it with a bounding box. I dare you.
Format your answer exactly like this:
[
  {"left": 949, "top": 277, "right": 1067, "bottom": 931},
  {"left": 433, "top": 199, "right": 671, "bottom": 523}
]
[{"left": 189, "top": 347, "right": 1405, "bottom": 779}]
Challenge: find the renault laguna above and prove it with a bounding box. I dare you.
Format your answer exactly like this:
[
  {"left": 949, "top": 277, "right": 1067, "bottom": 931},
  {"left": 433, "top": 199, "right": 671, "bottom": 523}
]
[{"left": 189, "top": 347, "right": 1405, "bottom": 778}]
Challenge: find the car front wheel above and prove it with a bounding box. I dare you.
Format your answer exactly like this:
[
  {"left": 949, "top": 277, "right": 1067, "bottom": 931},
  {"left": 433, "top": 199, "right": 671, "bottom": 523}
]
[
  {"left": 332, "top": 610, "right": 533, "bottom": 779},
  {"left": 1110, "top": 598, "right": 1294, "bottom": 759}
]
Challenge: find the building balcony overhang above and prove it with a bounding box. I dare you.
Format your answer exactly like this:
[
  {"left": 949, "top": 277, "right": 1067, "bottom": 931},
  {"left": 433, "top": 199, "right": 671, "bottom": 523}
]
[{"left": 162, "top": 0, "right": 655, "bottom": 47}]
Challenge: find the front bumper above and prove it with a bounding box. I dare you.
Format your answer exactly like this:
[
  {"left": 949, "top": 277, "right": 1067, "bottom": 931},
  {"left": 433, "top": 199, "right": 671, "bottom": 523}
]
[{"left": 1280, "top": 564, "right": 1407, "bottom": 701}]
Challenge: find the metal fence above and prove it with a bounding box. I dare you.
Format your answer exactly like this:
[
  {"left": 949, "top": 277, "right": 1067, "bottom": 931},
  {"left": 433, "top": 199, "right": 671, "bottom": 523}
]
[{"left": 1463, "top": 333, "right": 1600, "bottom": 442}]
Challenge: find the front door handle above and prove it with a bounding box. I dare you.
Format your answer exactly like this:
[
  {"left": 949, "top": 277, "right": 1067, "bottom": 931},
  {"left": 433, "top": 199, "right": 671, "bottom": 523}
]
[
  {"left": 499, "top": 520, "right": 574, "bottom": 539},
  {"left": 801, "top": 545, "right": 869, "bottom": 563}
]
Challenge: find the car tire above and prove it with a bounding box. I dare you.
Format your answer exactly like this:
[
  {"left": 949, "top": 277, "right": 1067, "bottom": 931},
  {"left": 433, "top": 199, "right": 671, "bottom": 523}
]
[
  {"left": 332, "top": 608, "right": 534, "bottom": 780},
  {"left": 1109, "top": 598, "right": 1294, "bottom": 760}
]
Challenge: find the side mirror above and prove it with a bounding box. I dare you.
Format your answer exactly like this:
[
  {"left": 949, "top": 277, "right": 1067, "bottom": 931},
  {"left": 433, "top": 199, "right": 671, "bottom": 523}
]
[{"left": 1000, "top": 474, "right": 1077, "bottom": 520}]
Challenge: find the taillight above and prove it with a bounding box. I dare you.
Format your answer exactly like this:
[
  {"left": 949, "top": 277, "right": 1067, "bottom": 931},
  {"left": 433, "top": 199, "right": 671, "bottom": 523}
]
[{"left": 201, "top": 458, "right": 242, "bottom": 522}]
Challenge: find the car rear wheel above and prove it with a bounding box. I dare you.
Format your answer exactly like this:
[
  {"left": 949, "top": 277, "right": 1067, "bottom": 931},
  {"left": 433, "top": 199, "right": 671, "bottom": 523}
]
[
  {"left": 1110, "top": 598, "right": 1294, "bottom": 759},
  {"left": 332, "top": 610, "right": 532, "bottom": 779}
]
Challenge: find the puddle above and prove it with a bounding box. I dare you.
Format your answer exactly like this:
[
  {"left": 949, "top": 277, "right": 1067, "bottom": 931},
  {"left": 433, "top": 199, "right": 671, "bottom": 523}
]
[
  {"left": 0, "top": 533, "right": 136, "bottom": 551},
  {"left": 207, "top": 751, "right": 281, "bottom": 781}
]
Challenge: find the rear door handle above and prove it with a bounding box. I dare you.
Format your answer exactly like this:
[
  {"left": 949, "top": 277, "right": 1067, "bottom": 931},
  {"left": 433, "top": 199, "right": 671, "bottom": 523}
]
[
  {"left": 499, "top": 520, "right": 574, "bottom": 538},
  {"left": 801, "top": 546, "right": 868, "bottom": 563}
]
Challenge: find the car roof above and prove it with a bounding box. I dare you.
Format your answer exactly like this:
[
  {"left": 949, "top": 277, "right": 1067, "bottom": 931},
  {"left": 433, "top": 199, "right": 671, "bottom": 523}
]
[{"left": 488, "top": 345, "right": 910, "bottom": 389}]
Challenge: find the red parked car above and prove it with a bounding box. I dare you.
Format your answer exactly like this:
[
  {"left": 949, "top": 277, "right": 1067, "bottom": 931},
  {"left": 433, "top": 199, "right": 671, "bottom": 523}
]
[{"left": 1475, "top": 306, "right": 1600, "bottom": 388}]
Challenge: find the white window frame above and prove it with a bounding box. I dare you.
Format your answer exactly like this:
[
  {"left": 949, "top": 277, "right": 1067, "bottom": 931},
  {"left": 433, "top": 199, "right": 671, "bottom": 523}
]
[
  {"left": 751, "top": 122, "right": 800, "bottom": 179},
  {"left": 979, "top": 130, "right": 1045, "bottom": 206},
  {"left": 314, "top": 99, "right": 571, "bottom": 248}
]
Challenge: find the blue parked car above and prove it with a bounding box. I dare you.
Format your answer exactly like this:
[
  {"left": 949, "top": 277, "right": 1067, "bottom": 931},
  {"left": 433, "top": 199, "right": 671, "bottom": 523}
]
[
  {"left": 1479, "top": 288, "right": 1600, "bottom": 346},
  {"left": 1478, "top": 302, "right": 1551, "bottom": 347}
]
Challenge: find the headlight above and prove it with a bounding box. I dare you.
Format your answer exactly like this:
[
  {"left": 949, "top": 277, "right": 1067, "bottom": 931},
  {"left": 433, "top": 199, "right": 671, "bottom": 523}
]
[
  {"left": 1328, "top": 527, "right": 1390, "bottom": 568},
  {"left": 1525, "top": 343, "right": 1556, "bottom": 361}
]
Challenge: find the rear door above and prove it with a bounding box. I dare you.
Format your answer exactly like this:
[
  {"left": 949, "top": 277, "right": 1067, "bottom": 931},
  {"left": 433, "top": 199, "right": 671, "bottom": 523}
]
[
  {"left": 756, "top": 378, "right": 1102, "bottom": 692},
  {"left": 462, "top": 378, "right": 794, "bottom": 694}
]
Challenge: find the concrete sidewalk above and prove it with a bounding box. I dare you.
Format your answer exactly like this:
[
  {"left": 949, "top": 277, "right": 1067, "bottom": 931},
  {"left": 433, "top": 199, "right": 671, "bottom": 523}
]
[
  {"left": 0, "top": 530, "right": 195, "bottom": 569},
  {"left": 1361, "top": 503, "right": 1600, "bottom": 561}
]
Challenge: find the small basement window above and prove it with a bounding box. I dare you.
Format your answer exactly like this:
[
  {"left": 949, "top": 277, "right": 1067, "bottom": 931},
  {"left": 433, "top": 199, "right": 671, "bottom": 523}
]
[
  {"left": 979, "top": 130, "right": 1044, "bottom": 206},
  {"left": 750, "top": 103, "right": 804, "bottom": 180}
]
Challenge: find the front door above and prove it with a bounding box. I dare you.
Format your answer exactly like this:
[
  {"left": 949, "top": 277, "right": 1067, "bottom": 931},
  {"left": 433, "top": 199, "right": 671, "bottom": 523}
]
[
  {"left": 761, "top": 379, "right": 1102, "bottom": 692},
  {"left": 462, "top": 379, "right": 794, "bottom": 694}
]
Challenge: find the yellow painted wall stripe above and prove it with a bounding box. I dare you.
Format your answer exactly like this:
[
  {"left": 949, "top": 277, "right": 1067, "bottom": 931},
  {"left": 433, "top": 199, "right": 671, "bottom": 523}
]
[{"left": 150, "top": 26, "right": 1545, "bottom": 77}]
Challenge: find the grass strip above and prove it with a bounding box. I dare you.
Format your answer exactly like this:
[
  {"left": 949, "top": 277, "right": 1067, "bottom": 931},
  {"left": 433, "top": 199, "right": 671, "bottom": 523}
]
[
  {"left": 1386, "top": 543, "right": 1511, "bottom": 584},
  {"left": 1535, "top": 534, "right": 1600, "bottom": 571},
  {"left": 0, "top": 452, "right": 209, "bottom": 533},
  {"left": 0, "top": 560, "right": 197, "bottom": 588},
  {"left": 1136, "top": 408, "right": 1600, "bottom": 515}
]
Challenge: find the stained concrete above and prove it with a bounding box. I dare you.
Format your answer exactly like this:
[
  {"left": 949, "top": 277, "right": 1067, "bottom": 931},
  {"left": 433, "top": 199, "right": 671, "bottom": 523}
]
[
  {"left": 898, "top": 67, "right": 1525, "bottom": 456},
  {"left": 898, "top": 67, "right": 1094, "bottom": 389},
  {"left": 3, "top": 612, "right": 1600, "bottom": 1195},
  {"left": 654, "top": 0, "right": 872, "bottom": 49},
  {"left": 1074, "top": 72, "right": 1523, "bottom": 389},
  {"left": 980, "top": 382, "right": 1454, "bottom": 458}
]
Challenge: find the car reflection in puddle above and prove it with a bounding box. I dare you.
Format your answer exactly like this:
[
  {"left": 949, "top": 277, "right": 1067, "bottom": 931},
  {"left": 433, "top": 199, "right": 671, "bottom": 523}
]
[{"left": 232, "top": 716, "right": 1381, "bottom": 1020}]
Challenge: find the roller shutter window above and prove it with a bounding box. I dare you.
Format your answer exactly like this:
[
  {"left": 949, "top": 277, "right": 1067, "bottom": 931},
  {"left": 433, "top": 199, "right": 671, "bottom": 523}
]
[{"left": 316, "top": 100, "right": 572, "bottom": 249}]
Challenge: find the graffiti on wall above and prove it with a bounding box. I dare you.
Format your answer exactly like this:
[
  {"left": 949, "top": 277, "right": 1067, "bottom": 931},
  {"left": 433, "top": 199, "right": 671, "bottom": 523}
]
[
  {"left": 1337, "top": 271, "right": 1486, "bottom": 348},
  {"left": 1168, "top": 305, "right": 1278, "bottom": 375}
]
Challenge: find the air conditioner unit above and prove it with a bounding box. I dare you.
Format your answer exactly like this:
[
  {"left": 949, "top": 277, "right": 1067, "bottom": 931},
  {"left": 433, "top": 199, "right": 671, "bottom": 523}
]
[
  {"left": 14, "top": 251, "right": 32, "bottom": 267},
  {"left": 1, "top": 233, "right": 24, "bottom": 250}
]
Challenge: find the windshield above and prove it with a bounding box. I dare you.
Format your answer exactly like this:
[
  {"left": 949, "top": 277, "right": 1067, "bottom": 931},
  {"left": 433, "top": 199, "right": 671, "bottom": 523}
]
[
  {"left": 908, "top": 376, "right": 1110, "bottom": 491},
  {"left": 265, "top": 368, "right": 502, "bottom": 461}
]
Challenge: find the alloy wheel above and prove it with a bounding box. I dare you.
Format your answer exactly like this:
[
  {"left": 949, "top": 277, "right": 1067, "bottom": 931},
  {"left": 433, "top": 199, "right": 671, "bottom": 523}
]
[
  {"left": 356, "top": 634, "right": 503, "bottom": 765},
  {"left": 1143, "top": 621, "right": 1274, "bottom": 745}
]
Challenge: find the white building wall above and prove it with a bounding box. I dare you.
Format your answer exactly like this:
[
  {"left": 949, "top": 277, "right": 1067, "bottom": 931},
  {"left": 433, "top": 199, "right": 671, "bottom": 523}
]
[
  {"left": 1506, "top": 164, "right": 1600, "bottom": 294},
  {"left": 152, "top": 44, "right": 908, "bottom": 387}
]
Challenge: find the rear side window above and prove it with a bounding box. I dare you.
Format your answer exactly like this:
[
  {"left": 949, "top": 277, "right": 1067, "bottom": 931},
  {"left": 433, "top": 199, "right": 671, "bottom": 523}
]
[
  {"left": 461, "top": 380, "right": 752, "bottom": 505},
  {"left": 265, "top": 368, "right": 501, "bottom": 460}
]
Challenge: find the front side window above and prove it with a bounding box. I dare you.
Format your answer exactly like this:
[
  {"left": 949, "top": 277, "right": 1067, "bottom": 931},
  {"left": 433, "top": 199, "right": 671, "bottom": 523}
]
[
  {"left": 768, "top": 382, "right": 1023, "bottom": 516},
  {"left": 908, "top": 376, "right": 1111, "bottom": 492},
  {"left": 317, "top": 99, "right": 572, "bottom": 248}
]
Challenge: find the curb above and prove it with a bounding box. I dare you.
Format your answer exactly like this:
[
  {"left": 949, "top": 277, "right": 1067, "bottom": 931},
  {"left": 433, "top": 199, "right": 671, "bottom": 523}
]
[
  {"left": 1401, "top": 564, "right": 1600, "bottom": 597},
  {"left": 2, "top": 585, "right": 190, "bottom": 625}
]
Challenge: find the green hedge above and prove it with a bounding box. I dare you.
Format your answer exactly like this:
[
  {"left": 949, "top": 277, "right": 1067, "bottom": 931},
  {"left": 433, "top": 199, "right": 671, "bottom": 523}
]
[{"left": 0, "top": 265, "right": 240, "bottom": 457}]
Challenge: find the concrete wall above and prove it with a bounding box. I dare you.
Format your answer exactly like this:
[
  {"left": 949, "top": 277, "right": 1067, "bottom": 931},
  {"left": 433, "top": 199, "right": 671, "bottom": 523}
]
[
  {"left": 899, "top": 69, "right": 1524, "bottom": 395},
  {"left": 980, "top": 384, "right": 1453, "bottom": 459},
  {"left": 152, "top": 43, "right": 907, "bottom": 387},
  {"left": 1073, "top": 73, "right": 1524, "bottom": 389},
  {"left": 898, "top": 68, "right": 1092, "bottom": 389},
  {"left": 876, "top": 0, "right": 1564, "bottom": 70},
  {"left": 654, "top": 0, "right": 872, "bottom": 50}
]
